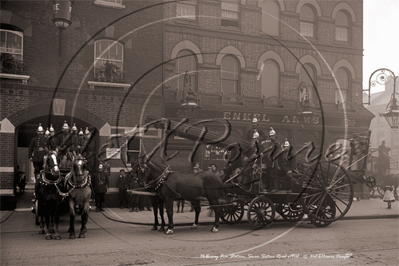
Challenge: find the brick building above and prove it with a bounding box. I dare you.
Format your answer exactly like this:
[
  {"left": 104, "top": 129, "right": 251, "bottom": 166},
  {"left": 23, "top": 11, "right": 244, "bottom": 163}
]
[
  {"left": 1, "top": 0, "right": 374, "bottom": 208},
  {"left": 161, "top": 0, "right": 373, "bottom": 174},
  {"left": 0, "top": 0, "right": 164, "bottom": 208}
]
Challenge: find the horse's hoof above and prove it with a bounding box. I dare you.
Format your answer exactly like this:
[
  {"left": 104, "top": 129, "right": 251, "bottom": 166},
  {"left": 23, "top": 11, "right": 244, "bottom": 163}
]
[
  {"left": 39, "top": 230, "right": 45, "bottom": 234},
  {"left": 45, "top": 234, "right": 53, "bottom": 240},
  {"left": 78, "top": 233, "right": 85, "bottom": 238},
  {"left": 54, "top": 235, "right": 61, "bottom": 240},
  {"left": 151, "top": 226, "right": 157, "bottom": 231},
  {"left": 211, "top": 226, "right": 219, "bottom": 233},
  {"left": 165, "top": 229, "right": 173, "bottom": 235},
  {"left": 191, "top": 224, "right": 198, "bottom": 229},
  {"left": 158, "top": 227, "right": 165, "bottom": 232},
  {"left": 69, "top": 234, "right": 76, "bottom": 239}
]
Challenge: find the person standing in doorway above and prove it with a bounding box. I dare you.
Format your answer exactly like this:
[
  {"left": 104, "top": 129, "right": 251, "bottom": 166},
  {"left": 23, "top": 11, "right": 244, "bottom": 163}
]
[{"left": 116, "top": 169, "right": 128, "bottom": 209}]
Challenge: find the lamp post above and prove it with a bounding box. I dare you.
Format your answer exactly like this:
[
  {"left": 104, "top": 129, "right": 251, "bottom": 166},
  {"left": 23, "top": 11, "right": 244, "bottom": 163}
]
[
  {"left": 53, "top": 0, "right": 72, "bottom": 57},
  {"left": 369, "top": 68, "right": 399, "bottom": 130}
]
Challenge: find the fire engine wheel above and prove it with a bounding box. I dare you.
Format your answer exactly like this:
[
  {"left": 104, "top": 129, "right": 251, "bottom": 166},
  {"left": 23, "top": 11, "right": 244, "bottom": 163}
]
[
  {"left": 277, "top": 203, "right": 304, "bottom": 222},
  {"left": 221, "top": 201, "right": 245, "bottom": 225},
  {"left": 300, "top": 161, "right": 353, "bottom": 223},
  {"left": 247, "top": 196, "right": 275, "bottom": 229},
  {"left": 365, "top": 176, "right": 376, "bottom": 188}
]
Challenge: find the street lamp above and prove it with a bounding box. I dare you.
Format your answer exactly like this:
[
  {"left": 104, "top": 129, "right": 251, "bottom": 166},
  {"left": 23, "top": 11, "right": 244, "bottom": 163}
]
[
  {"left": 177, "top": 71, "right": 201, "bottom": 122},
  {"left": 298, "top": 89, "right": 314, "bottom": 130},
  {"left": 369, "top": 68, "right": 399, "bottom": 130},
  {"left": 53, "top": 0, "right": 72, "bottom": 30}
]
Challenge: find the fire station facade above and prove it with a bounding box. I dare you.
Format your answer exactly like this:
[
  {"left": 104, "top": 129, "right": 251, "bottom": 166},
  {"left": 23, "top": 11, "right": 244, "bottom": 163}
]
[{"left": 1, "top": 0, "right": 373, "bottom": 208}]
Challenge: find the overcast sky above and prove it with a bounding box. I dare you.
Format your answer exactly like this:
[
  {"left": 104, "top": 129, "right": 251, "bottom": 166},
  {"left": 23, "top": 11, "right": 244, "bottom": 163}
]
[{"left": 363, "top": 0, "right": 399, "bottom": 94}]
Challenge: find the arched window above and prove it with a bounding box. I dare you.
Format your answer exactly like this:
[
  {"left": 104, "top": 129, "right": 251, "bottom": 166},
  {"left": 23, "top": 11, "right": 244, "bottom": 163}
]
[
  {"left": 221, "top": 55, "right": 239, "bottom": 95},
  {"left": 335, "top": 68, "right": 351, "bottom": 104},
  {"left": 300, "top": 5, "right": 315, "bottom": 37},
  {"left": 261, "top": 59, "right": 280, "bottom": 99},
  {"left": 261, "top": 0, "right": 280, "bottom": 36},
  {"left": 299, "top": 64, "right": 316, "bottom": 103},
  {"left": 177, "top": 50, "right": 198, "bottom": 92},
  {"left": 0, "top": 30, "right": 23, "bottom": 60},
  {"left": 94, "top": 40, "right": 124, "bottom": 82},
  {"left": 335, "top": 10, "right": 349, "bottom": 42}
]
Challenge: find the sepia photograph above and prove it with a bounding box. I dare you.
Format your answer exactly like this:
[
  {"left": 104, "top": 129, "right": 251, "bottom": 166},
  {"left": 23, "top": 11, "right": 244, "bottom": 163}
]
[{"left": 1, "top": 0, "right": 398, "bottom": 265}]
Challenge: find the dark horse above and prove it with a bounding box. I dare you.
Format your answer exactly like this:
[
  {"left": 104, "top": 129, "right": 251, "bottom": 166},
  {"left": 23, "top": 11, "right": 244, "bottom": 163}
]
[
  {"left": 36, "top": 150, "right": 62, "bottom": 240},
  {"left": 133, "top": 157, "right": 225, "bottom": 235},
  {"left": 65, "top": 153, "right": 92, "bottom": 239},
  {"left": 131, "top": 163, "right": 166, "bottom": 232}
]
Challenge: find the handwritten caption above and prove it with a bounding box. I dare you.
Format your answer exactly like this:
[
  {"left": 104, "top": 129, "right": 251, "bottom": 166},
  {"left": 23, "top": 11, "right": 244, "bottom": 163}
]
[{"left": 200, "top": 253, "right": 353, "bottom": 260}]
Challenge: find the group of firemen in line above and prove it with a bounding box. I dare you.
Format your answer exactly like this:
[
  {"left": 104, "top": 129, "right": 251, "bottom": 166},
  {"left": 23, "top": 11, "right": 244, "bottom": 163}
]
[
  {"left": 241, "top": 121, "right": 296, "bottom": 193},
  {"left": 28, "top": 121, "right": 108, "bottom": 211}
]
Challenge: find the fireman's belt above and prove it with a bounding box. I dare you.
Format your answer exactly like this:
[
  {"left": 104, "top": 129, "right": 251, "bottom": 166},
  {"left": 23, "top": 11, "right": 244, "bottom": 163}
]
[{"left": 38, "top": 147, "right": 44, "bottom": 151}]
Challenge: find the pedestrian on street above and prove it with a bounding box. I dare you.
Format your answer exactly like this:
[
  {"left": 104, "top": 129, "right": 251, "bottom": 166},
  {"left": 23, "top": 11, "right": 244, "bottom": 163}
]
[
  {"left": 116, "top": 169, "right": 128, "bottom": 209},
  {"left": 176, "top": 200, "right": 185, "bottom": 213},
  {"left": 128, "top": 172, "right": 141, "bottom": 212},
  {"left": 93, "top": 162, "right": 109, "bottom": 212},
  {"left": 383, "top": 185, "right": 395, "bottom": 209}
]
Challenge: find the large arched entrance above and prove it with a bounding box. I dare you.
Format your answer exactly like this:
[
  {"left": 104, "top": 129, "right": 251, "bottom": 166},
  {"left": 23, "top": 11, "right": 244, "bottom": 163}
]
[{"left": 16, "top": 116, "right": 99, "bottom": 185}]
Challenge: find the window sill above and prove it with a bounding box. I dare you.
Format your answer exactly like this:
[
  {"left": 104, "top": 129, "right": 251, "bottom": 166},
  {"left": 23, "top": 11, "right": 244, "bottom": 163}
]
[
  {"left": 0, "top": 73, "right": 30, "bottom": 84},
  {"left": 219, "top": 26, "right": 241, "bottom": 33},
  {"left": 174, "top": 19, "right": 198, "bottom": 26},
  {"left": 334, "top": 41, "right": 352, "bottom": 46},
  {"left": 93, "top": 0, "right": 125, "bottom": 9},
  {"left": 88, "top": 81, "right": 130, "bottom": 90}
]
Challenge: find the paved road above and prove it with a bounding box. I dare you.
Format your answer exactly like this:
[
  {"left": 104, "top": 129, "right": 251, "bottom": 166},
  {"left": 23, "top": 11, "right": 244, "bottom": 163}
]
[{"left": 1, "top": 210, "right": 398, "bottom": 266}]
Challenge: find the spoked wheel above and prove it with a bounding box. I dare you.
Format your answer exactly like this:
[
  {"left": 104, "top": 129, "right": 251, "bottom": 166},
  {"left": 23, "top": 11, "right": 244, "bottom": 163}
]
[
  {"left": 221, "top": 201, "right": 245, "bottom": 225},
  {"left": 247, "top": 196, "right": 275, "bottom": 229},
  {"left": 365, "top": 176, "right": 376, "bottom": 188},
  {"left": 35, "top": 200, "right": 39, "bottom": 226},
  {"left": 306, "top": 199, "right": 336, "bottom": 227},
  {"left": 278, "top": 203, "right": 304, "bottom": 222},
  {"left": 377, "top": 187, "right": 385, "bottom": 196},
  {"left": 300, "top": 161, "right": 353, "bottom": 223}
]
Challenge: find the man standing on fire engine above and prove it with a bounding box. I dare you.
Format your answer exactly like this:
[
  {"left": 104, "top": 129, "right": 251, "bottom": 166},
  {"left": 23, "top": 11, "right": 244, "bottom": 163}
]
[
  {"left": 29, "top": 123, "right": 48, "bottom": 197},
  {"left": 263, "top": 127, "right": 281, "bottom": 193}
]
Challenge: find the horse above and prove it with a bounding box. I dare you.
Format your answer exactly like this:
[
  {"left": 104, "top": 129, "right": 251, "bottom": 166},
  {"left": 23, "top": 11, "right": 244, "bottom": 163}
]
[
  {"left": 131, "top": 163, "right": 166, "bottom": 232},
  {"left": 35, "top": 150, "right": 62, "bottom": 240},
  {"left": 65, "top": 153, "right": 92, "bottom": 239},
  {"left": 132, "top": 157, "right": 226, "bottom": 235}
]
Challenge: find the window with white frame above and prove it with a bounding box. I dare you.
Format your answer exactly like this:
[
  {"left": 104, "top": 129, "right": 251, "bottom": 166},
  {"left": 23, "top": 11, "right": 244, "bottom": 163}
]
[
  {"left": 102, "top": 0, "right": 122, "bottom": 3},
  {"left": 300, "top": 5, "right": 315, "bottom": 37},
  {"left": 221, "top": 0, "right": 239, "bottom": 28},
  {"left": 335, "top": 68, "right": 350, "bottom": 104},
  {"left": 335, "top": 10, "right": 349, "bottom": 42},
  {"left": 176, "top": 0, "right": 196, "bottom": 20},
  {"left": 0, "top": 30, "right": 23, "bottom": 60},
  {"left": 127, "top": 137, "right": 141, "bottom": 164},
  {"left": 94, "top": 40, "right": 124, "bottom": 82},
  {"left": 221, "top": 55, "right": 239, "bottom": 95}
]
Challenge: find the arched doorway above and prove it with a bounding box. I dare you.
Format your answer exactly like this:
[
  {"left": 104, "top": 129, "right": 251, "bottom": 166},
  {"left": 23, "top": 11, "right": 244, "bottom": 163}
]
[{"left": 16, "top": 116, "right": 99, "bottom": 185}]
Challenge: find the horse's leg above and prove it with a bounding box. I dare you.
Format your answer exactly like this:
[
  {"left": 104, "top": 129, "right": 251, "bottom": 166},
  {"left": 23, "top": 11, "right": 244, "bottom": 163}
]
[
  {"left": 164, "top": 199, "right": 174, "bottom": 235},
  {"left": 158, "top": 198, "right": 166, "bottom": 232},
  {"left": 191, "top": 199, "right": 201, "bottom": 229},
  {"left": 53, "top": 202, "right": 61, "bottom": 240},
  {"left": 79, "top": 202, "right": 89, "bottom": 238},
  {"left": 45, "top": 210, "right": 52, "bottom": 240},
  {"left": 39, "top": 213, "right": 45, "bottom": 234},
  {"left": 68, "top": 198, "right": 76, "bottom": 239},
  {"left": 207, "top": 198, "right": 220, "bottom": 233},
  {"left": 150, "top": 197, "right": 158, "bottom": 231}
]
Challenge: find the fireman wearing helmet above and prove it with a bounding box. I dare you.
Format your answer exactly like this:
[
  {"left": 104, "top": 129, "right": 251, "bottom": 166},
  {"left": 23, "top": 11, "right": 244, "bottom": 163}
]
[
  {"left": 239, "top": 130, "right": 261, "bottom": 188},
  {"left": 278, "top": 138, "right": 296, "bottom": 192},
  {"left": 57, "top": 120, "right": 73, "bottom": 169},
  {"left": 48, "top": 124, "right": 58, "bottom": 151},
  {"left": 29, "top": 123, "right": 48, "bottom": 182},
  {"left": 262, "top": 127, "right": 281, "bottom": 193}
]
